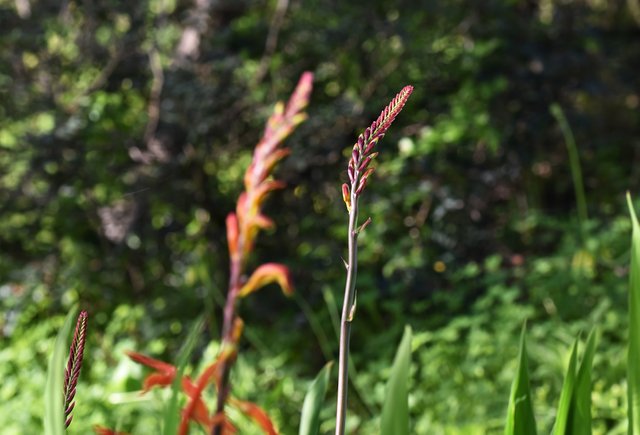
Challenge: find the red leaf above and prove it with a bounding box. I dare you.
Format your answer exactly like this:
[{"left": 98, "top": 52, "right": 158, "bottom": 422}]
[
  {"left": 230, "top": 398, "right": 278, "bottom": 435},
  {"left": 126, "top": 351, "right": 176, "bottom": 392},
  {"left": 179, "top": 351, "right": 234, "bottom": 435},
  {"left": 210, "top": 413, "right": 238, "bottom": 435}
]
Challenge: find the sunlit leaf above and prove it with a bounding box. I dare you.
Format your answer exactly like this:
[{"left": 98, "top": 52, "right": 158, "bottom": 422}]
[
  {"left": 627, "top": 192, "right": 640, "bottom": 435},
  {"left": 570, "top": 328, "right": 597, "bottom": 434},
  {"left": 504, "top": 323, "right": 537, "bottom": 435},
  {"left": 381, "top": 325, "right": 412, "bottom": 435},
  {"left": 552, "top": 338, "right": 578, "bottom": 435},
  {"left": 299, "top": 361, "right": 333, "bottom": 435}
]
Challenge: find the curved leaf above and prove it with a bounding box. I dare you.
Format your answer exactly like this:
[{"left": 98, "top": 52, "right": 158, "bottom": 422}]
[
  {"left": 239, "top": 263, "right": 293, "bottom": 297},
  {"left": 627, "top": 192, "right": 640, "bottom": 435},
  {"left": 381, "top": 325, "right": 412, "bottom": 435},
  {"left": 571, "top": 329, "right": 597, "bottom": 434},
  {"left": 299, "top": 361, "right": 333, "bottom": 435},
  {"left": 552, "top": 338, "right": 579, "bottom": 435}
]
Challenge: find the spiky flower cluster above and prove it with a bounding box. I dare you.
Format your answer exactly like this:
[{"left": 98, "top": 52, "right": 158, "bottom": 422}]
[
  {"left": 342, "top": 85, "right": 414, "bottom": 211},
  {"left": 228, "top": 71, "right": 313, "bottom": 262},
  {"left": 63, "top": 310, "right": 88, "bottom": 428}
]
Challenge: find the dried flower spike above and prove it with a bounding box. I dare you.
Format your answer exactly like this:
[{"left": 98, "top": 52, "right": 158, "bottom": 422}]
[{"left": 63, "top": 310, "right": 88, "bottom": 428}]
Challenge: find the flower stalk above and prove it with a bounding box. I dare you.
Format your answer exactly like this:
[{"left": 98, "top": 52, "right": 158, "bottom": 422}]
[
  {"left": 335, "top": 86, "right": 413, "bottom": 435},
  {"left": 211, "top": 72, "right": 313, "bottom": 435}
]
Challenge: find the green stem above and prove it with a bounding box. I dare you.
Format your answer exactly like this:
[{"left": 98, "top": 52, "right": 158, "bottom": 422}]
[{"left": 335, "top": 184, "right": 359, "bottom": 435}]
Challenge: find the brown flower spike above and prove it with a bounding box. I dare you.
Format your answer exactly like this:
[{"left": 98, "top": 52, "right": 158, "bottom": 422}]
[
  {"left": 335, "top": 85, "right": 413, "bottom": 435},
  {"left": 342, "top": 85, "right": 414, "bottom": 211},
  {"left": 63, "top": 310, "right": 88, "bottom": 428}
]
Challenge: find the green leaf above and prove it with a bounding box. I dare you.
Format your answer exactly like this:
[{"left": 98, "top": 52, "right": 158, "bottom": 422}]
[
  {"left": 381, "top": 325, "right": 412, "bottom": 435},
  {"left": 162, "top": 315, "right": 204, "bottom": 435},
  {"left": 627, "top": 192, "right": 640, "bottom": 435},
  {"left": 44, "top": 307, "right": 78, "bottom": 435},
  {"left": 552, "top": 338, "right": 579, "bottom": 435},
  {"left": 504, "top": 323, "right": 537, "bottom": 435},
  {"left": 570, "top": 328, "right": 597, "bottom": 435},
  {"left": 299, "top": 361, "right": 333, "bottom": 435}
]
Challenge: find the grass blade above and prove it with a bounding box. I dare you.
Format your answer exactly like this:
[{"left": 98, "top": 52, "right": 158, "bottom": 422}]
[
  {"left": 44, "top": 307, "right": 78, "bottom": 435},
  {"left": 570, "top": 328, "right": 597, "bottom": 435},
  {"left": 627, "top": 192, "right": 640, "bottom": 435},
  {"left": 550, "top": 103, "right": 588, "bottom": 229},
  {"left": 504, "top": 323, "right": 537, "bottom": 435},
  {"left": 162, "top": 315, "right": 204, "bottom": 435},
  {"left": 380, "top": 325, "right": 412, "bottom": 435},
  {"left": 552, "top": 338, "right": 579, "bottom": 435},
  {"left": 299, "top": 361, "right": 333, "bottom": 435}
]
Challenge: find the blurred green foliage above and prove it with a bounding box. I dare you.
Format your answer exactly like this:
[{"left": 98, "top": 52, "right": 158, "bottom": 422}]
[{"left": 1, "top": 0, "right": 639, "bottom": 433}]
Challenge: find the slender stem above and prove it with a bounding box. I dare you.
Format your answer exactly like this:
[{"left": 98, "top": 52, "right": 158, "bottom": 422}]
[
  {"left": 335, "top": 184, "right": 360, "bottom": 435},
  {"left": 334, "top": 84, "right": 412, "bottom": 435},
  {"left": 550, "top": 103, "right": 588, "bottom": 235},
  {"left": 212, "top": 248, "right": 244, "bottom": 435}
]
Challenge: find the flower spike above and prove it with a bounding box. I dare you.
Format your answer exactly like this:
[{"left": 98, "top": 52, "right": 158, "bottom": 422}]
[
  {"left": 63, "top": 310, "right": 88, "bottom": 428},
  {"left": 346, "top": 85, "right": 413, "bottom": 200},
  {"left": 335, "top": 85, "right": 412, "bottom": 435}
]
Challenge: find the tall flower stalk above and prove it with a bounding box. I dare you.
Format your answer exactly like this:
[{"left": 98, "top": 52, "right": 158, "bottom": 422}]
[
  {"left": 125, "top": 73, "right": 312, "bottom": 435},
  {"left": 212, "top": 72, "right": 313, "bottom": 435},
  {"left": 335, "top": 86, "right": 413, "bottom": 435}
]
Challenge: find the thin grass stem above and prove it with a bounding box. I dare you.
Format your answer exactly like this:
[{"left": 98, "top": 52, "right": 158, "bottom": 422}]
[{"left": 550, "top": 103, "right": 588, "bottom": 235}]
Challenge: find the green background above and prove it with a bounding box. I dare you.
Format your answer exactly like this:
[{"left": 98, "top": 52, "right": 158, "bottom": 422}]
[{"left": 1, "top": 0, "right": 639, "bottom": 433}]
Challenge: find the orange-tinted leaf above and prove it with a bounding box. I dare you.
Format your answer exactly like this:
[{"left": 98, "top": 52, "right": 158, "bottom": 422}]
[
  {"left": 126, "top": 351, "right": 175, "bottom": 372},
  {"left": 141, "top": 372, "right": 175, "bottom": 392},
  {"left": 262, "top": 149, "right": 291, "bottom": 175},
  {"left": 252, "top": 180, "right": 286, "bottom": 211},
  {"left": 180, "top": 377, "right": 211, "bottom": 428},
  {"left": 94, "top": 426, "right": 129, "bottom": 435},
  {"left": 179, "top": 354, "right": 232, "bottom": 435},
  {"left": 126, "top": 351, "right": 176, "bottom": 392},
  {"left": 238, "top": 263, "right": 293, "bottom": 298},
  {"left": 210, "top": 413, "right": 238, "bottom": 435},
  {"left": 230, "top": 398, "right": 278, "bottom": 435},
  {"left": 235, "top": 193, "right": 248, "bottom": 226},
  {"left": 226, "top": 213, "right": 239, "bottom": 257},
  {"left": 342, "top": 183, "right": 351, "bottom": 212},
  {"left": 231, "top": 317, "right": 244, "bottom": 343},
  {"left": 253, "top": 214, "right": 275, "bottom": 230}
]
